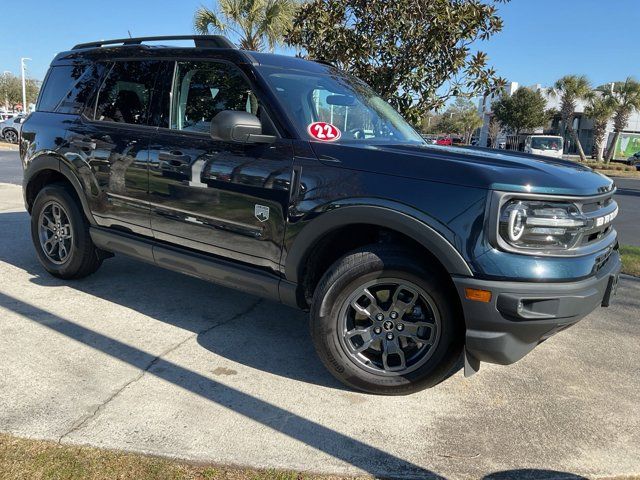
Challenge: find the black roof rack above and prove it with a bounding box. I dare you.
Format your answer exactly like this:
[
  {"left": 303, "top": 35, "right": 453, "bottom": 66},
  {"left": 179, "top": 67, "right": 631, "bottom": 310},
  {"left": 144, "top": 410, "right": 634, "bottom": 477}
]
[{"left": 72, "top": 35, "right": 236, "bottom": 50}]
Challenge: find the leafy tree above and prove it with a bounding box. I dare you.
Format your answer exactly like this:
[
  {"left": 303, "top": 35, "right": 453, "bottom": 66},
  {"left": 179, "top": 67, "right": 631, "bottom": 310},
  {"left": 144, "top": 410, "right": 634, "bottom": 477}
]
[
  {"left": 492, "top": 87, "right": 549, "bottom": 136},
  {"left": 428, "top": 99, "right": 482, "bottom": 143},
  {"left": 553, "top": 75, "right": 591, "bottom": 162},
  {"left": 194, "top": 0, "right": 298, "bottom": 51},
  {"left": 286, "top": 0, "right": 508, "bottom": 123},
  {"left": 0, "top": 72, "right": 39, "bottom": 111},
  {"left": 584, "top": 93, "right": 615, "bottom": 162},
  {"left": 449, "top": 98, "right": 483, "bottom": 143},
  {"left": 603, "top": 77, "right": 640, "bottom": 162},
  {"left": 434, "top": 114, "right": 459, "bottom": 136}
]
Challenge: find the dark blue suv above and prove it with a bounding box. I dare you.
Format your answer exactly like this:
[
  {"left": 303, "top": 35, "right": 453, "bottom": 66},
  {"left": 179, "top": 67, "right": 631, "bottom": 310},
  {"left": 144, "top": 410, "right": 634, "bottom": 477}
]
[{"left": 20, "top": 36, "right": 621, "bottom": 394}]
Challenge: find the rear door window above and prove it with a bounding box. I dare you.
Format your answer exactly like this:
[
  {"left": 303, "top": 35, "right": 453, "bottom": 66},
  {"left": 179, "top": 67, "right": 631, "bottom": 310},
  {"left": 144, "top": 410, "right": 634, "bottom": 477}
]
[{"left": 94, "top": 61, "right": 162, "bottom": 125}]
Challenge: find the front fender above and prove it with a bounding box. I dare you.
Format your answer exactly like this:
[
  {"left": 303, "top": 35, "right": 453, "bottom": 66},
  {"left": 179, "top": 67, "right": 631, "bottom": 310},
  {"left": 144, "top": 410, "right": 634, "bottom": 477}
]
[{"left": 284, "top": 199, "right": 473, "bottom": 283}]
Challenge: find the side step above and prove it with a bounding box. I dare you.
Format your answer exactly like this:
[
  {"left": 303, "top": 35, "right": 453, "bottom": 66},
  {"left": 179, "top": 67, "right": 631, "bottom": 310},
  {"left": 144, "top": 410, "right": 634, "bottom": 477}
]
[{"left": 90, "top": 227, "right": 289, "bottom": 305}]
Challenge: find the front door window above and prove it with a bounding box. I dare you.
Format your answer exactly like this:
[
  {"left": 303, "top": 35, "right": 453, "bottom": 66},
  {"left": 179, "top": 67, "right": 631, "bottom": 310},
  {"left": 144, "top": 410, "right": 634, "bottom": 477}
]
[{"left": 170, "top": 61, "right": 260, "bottom": 134}]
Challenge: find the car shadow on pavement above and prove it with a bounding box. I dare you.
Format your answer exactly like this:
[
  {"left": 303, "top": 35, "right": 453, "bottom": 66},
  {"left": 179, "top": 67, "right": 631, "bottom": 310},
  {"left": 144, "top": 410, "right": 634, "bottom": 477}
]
[
  {"left": 0, "top": 210, "right": 347, "bottom": 391},
  {"left": 0, "top": 289, "right": 445, "bottom": 479},
  {"left": 483, "top": 470, "right": 587, "bottom": 480}
]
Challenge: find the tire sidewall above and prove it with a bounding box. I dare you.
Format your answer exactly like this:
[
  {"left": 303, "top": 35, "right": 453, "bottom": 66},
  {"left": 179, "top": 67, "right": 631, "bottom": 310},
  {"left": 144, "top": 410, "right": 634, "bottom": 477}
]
[
  {"left": 30, "top": 185, "right": 91, "bottom": 278},
  {"left": 4, "top": 129, "right": 18, "bottom": 143},
  {"left": 311, "top": 250, "right": 462, "bottom": 394}
]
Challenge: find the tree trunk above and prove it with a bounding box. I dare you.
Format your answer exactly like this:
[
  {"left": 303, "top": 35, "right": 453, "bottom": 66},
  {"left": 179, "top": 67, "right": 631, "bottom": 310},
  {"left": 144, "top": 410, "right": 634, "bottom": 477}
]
[
  {"left": 605, "top": 130, "right": 620, "bottom": 163},
  {"left": 568, "top": 126, "right": 586, "bottom": 162},
  {"left": 592, "top": 120, "right": 607, "bottom": 162}
]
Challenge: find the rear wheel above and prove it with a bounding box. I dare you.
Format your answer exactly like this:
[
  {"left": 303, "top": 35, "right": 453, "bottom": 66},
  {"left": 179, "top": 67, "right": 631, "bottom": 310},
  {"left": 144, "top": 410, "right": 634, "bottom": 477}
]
[
  {"left": 310, "top": 245, "right": 463, "bottom": 395},
  {"left": 30, "top": 184, "right": 103, "bottom": 279}
]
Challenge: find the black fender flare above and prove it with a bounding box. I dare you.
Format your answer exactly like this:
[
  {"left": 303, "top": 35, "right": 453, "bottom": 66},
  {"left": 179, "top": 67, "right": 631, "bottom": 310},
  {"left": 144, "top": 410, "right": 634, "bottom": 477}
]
[
  {"left": 284, "top": 200, "right": 473, "bottom": 283},
  {"left": 24, "top": 152, "right": 97, "bottom": 225}
]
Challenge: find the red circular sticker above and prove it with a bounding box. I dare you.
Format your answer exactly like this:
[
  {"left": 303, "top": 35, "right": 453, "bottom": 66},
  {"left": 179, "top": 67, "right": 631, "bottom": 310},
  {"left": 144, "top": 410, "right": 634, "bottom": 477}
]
[{"left": 307, "top": 122, "right": 341, "bottom": 142}]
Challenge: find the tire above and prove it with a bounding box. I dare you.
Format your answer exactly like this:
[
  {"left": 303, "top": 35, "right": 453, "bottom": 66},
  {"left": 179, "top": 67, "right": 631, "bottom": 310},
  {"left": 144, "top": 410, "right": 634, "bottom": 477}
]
[
  {"left": 30, "top": 183, "right": 103, "bottom": 279},
  {"left": 310, "top": 245, "right": 463, "bottom": 395},
  {"left": 3, "top": 129, "right": 18, "bottom": 144}
]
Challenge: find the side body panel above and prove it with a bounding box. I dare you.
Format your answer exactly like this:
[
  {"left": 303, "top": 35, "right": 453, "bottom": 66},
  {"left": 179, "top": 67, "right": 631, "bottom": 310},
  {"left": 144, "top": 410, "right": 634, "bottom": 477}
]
[
  {"left": 147, "top": 132, "right": 294, "bottom": 272},
  {"left": 64, "top": 119, "right": 152, "bottom": 236}
]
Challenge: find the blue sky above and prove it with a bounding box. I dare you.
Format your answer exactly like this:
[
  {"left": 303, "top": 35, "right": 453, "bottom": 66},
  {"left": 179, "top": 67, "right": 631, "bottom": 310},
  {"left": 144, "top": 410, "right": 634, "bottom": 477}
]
[{"left": 1, "top": 0, "right": 638, "bottom": 89}]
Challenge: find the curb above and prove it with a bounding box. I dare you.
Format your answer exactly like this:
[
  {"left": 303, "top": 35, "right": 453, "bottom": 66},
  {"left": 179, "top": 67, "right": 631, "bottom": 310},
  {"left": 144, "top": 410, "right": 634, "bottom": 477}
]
[{"left": 0, "top": 143, "right": 18, "bottom": 151}]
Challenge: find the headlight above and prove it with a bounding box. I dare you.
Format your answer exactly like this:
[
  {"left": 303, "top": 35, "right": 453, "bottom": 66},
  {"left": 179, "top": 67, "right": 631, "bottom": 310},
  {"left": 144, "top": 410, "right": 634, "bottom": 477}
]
[{"left": 499, "top": 200, "right": 587, "bottom": 251}]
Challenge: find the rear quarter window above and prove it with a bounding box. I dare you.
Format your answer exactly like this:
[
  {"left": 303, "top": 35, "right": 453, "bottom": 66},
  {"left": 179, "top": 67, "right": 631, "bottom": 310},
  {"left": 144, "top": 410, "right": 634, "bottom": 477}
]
[{"left": 37, "top": 64, "right": 105, "bottom": 114}]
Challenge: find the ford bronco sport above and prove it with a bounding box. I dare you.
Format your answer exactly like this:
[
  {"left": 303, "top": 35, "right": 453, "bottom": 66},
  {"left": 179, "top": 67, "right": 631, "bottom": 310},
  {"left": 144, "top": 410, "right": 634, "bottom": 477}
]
[{"left": 21, "top": 36, "right": 621, "bottom": 394}]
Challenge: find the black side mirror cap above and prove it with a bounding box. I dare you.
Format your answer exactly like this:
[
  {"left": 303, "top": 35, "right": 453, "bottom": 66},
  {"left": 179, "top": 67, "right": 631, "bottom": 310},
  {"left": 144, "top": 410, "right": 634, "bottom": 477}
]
[{"left": 210, "top": 110, "right": 276, "bottom": 144}]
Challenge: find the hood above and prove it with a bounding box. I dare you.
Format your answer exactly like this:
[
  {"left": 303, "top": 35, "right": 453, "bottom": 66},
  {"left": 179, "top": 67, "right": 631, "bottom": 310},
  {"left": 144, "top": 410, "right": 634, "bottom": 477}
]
[{"left": 310, "top": 143, "right": 614, "bottom": 196}]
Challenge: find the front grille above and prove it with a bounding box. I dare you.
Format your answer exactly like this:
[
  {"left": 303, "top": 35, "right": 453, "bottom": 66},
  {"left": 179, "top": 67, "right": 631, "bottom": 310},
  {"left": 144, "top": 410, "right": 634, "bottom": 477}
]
[
  {"left": 581, "top": 196, "right": 614, "bottom": 213},
  {"left": 576, "top": 191, "right": 618, "bottom": 248}
]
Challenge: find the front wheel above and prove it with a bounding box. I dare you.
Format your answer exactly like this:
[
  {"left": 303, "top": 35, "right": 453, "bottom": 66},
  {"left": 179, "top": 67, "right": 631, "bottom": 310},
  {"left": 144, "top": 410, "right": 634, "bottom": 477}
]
[
  {"left": 3, "top": 129, "right": 18, "bottom": 144},
  {"left": 310, "top": 245, "right": 463, "bottom": 395}
]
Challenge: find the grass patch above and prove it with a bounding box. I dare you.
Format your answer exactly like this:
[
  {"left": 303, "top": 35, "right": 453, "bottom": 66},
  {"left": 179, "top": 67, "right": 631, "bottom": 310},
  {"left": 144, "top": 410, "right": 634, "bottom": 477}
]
[
  {"left": 0, "top": 434, "right": 363, "bottom": 480},
  {"left": 620, "top": 245, "right": 640, "bottom": 277},
  {"left": 577, "top": 161, "right": 640, "bottom": 178}
]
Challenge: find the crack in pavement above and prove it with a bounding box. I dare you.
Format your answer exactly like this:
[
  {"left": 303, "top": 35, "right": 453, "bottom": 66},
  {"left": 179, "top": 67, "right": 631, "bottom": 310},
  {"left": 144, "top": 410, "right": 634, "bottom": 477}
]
[{"left": 57, "top": 298, "right": 263, "bottom": 443}]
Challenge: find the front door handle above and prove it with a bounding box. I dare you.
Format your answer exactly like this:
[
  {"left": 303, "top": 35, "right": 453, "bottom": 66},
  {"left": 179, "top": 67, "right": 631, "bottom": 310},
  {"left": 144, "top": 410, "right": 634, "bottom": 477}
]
[{"left": 159, "top": 150, "right": 191, "bottom": 165}]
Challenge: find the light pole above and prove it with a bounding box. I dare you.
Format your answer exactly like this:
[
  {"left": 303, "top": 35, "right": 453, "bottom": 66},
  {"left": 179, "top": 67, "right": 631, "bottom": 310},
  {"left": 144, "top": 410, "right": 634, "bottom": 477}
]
[
  {"left": 1, "top": 71, "right": 11, "bottom": 111},
  {"left": 21, "top": 57, "right": 31, "bottom": 113}
]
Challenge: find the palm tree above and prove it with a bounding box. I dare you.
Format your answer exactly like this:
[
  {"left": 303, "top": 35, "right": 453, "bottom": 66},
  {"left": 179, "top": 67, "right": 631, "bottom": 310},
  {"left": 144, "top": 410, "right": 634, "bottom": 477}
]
[
  {"left": 194, "top": 0, "right": 297, "bottom": 52},
  {"left": 603, "top": 77, "right": 640, "bottom": 162},
  {"left": 553, "top": 75, "right": 591, "bottom": 162},
  {"left": 584, "top": 93, "right": 615, "bottom": 162}
]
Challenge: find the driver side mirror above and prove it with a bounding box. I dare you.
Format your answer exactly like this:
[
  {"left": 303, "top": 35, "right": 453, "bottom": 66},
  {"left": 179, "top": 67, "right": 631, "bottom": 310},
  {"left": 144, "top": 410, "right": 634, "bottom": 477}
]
[{"left": 210, "top": 110, "right": 276, "bottom": 144}]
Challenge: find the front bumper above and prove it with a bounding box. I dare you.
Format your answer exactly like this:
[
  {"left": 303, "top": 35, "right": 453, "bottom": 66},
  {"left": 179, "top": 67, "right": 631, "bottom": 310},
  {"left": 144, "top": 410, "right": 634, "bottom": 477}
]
[{"left": 453, "top": 250, "right": 621, "bottom": 369}]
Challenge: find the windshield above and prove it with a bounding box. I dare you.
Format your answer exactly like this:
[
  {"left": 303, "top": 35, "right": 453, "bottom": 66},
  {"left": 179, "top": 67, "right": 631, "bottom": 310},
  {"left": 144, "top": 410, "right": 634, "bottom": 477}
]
[
  {"left": 531, "top": 136, "right": 563, "bottom": 151},
  {"left": 257, "top": 66, "right": 425, "bottom": 145}
]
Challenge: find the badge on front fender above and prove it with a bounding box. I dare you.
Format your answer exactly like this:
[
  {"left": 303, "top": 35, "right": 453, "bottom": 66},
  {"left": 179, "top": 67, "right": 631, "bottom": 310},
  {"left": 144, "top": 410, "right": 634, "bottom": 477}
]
[{"left": 255, "top": 204, "right": 270, "bottom": 222}]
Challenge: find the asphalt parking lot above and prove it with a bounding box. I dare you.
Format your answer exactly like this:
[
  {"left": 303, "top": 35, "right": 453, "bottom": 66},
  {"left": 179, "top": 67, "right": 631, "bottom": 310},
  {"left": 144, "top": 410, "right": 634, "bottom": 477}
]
[{"left": 0, "top": 181, "right": 639, "bottom": 479}]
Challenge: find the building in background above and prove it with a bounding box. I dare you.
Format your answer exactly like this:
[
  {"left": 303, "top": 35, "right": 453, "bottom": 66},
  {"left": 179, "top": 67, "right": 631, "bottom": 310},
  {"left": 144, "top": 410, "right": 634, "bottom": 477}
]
[{"left": 477, "top": 82, "right": 640, "bottom": 158}]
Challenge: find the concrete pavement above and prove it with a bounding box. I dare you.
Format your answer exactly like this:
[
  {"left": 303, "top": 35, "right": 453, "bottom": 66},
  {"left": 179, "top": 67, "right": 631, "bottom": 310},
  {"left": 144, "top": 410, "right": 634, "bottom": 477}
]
[{"left": 0, "top": 183, "right": 639, "bottom": 479}]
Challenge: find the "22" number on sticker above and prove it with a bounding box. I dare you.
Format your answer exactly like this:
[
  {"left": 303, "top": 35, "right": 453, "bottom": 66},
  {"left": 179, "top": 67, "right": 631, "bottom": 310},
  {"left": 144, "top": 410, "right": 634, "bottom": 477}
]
[{"left": 307, "top": 122, "right": 341, "bottom": 142}]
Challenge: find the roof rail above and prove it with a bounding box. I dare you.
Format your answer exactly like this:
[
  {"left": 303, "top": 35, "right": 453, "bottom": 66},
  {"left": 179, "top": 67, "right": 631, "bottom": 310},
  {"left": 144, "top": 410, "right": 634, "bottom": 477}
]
[{"left": 72, "top": 35, "right": 236, "bottom": 50}]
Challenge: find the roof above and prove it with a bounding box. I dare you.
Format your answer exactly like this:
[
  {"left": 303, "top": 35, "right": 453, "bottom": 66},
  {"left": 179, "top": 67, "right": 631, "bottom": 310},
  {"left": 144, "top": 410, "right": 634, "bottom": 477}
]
[{"left": 53, "top": 35, "right": 330, "bottom": 74}]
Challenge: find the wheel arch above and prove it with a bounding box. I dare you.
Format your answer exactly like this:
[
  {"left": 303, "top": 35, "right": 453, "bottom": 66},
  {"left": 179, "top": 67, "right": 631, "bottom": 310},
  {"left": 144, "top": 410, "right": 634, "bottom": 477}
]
[
  {"left": 283, "top": 201, "right": 473, "bottom": 307},
  {"left": 24, "top": 153, "right": 96, "bottom": 225}
]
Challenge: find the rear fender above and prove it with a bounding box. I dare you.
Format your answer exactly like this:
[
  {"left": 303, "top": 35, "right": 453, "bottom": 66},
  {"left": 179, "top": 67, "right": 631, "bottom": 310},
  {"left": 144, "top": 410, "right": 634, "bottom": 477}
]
[{"left": 24, "top": 152, "right": 96, "bottom": 225}]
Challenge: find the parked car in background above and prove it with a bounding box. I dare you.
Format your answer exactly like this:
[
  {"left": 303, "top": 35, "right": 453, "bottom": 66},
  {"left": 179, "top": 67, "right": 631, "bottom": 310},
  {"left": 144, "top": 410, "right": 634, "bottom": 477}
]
[
  {"left": 624, "top": 151, "right": 640, "bottom": 167},
  {"left": 523, "top": 135, "right": 564, "bottom": 158},
  {"left": 0, "top": 111, "right": 17, "bottom": 121},
  {"left": 0, "top": 115, "right": 25, "bottom": 143},
  {"left": 436, "top": 136, "right": 453, "bottom": 146},
  {"left": 421, "top": 134, "right": 437, "bottom": 144}
]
